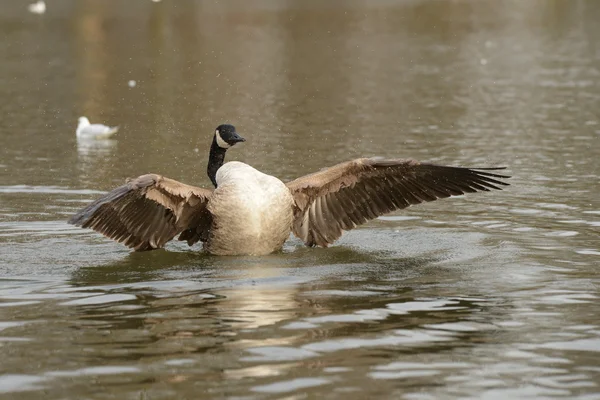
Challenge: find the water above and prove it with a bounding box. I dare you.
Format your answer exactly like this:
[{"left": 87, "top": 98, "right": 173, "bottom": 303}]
[{"left": 1, "top": 0, "right": 599, "bottom": 398}]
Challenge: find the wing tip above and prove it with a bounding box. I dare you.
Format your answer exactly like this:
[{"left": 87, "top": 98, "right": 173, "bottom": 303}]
[
  {"left": 67, "top": 213, "right": 85, "bottom": 226},
  {"left": 66, "top": 183, "right": 133, "bottom": 226},
  {"left": 469, "top": 167, "right": 511, "bottom": 185}
]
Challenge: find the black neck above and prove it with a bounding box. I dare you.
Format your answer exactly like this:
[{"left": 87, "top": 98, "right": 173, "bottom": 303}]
[{"left": 207, "top": 137, "right": 227, "bottom": 188}]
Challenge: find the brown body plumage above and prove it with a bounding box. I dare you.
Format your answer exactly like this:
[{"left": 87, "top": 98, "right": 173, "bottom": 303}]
[{"left": 68, "top": 125, "right": 510, "bottom": 255}]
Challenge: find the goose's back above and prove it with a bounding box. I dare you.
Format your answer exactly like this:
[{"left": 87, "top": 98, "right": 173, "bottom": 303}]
[{"left": 206, "top": 162, "right": 294, "bottom": 255}]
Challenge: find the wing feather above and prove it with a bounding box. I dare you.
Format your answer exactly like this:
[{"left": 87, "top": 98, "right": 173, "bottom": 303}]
[
  {"left": 286, "top": 158, "right": 510, "bottom": 247},
  {"left": 68, "top": 174, "right": 213, "bottom": 250}
]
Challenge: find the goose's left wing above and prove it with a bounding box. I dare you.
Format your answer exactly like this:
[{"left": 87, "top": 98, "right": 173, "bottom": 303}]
[{"left": 286, "top": 158, "right": 510, "bottom": 247}]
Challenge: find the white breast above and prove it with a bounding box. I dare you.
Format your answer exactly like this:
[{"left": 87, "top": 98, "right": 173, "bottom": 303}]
[{"left": 206, "top": 162, "right": 294, "bottom": 255}]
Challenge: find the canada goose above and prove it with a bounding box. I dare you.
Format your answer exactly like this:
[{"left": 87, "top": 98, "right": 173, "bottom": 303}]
[
  {"left": 76, "top": 117, "right": 119, "bottom": 139},
  {"left": 68, "top": 124, "right": 510, "bottom": 255}
]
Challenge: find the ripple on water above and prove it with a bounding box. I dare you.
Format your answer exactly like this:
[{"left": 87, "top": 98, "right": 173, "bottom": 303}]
[
  {"left": 576, "top": 249, "right": 600, "bottom": 256},
  {"left": 535, "top": 203, "right": 578, "bottom": 210},
  {"left": 532, "top": 374, "right": 597, "bottom": 390},
  {"left": 0, "top": 366, "right": 141, "bottom": 394},
  {"left": 60, "top": 294, "right": 137, "bottom": 306},
  {"left": 377, "top": 216, "right": 421, "bottom": 221},
  {"left": 370, "top": 361, "right": 472, "bottom": 380},
  {"left": 252, "top": 377, "right": 331, "bottom": 393},
  {"left": 302, "top": 330, "right": 455, "bottom": 353},
  {"left": 0, "top": 301, "right": 41, "bottom": 307},
  {"left": 301, "top": 289, "right": 382, "bottom": 297},
  {"left": 503, "top": 350, "right": 572, "bottom": 364},
  {"left": 0, "top": 185, "right": 105, "bottom": 195},
  {"left": 0, "top": 375, "right": 46, "bottom": 394},
  {"left": 44, "top": 366, "right": 140, "bottom": 377},
  {"left": 281, "top": 299, "right": 465, "bottom": 330},
  {"left": 242, "top": 347, "right": 319, "bottom": 362},
  {"left": 544, "top": 231, "right": 579, "bottom": 237},
  {"left": 537, "top": 339, "right": 600, "bottom": 353},
  {"left": 370, "top": 370, "right": 441, "bottom": 380},
  {"left": 423, "top": 322, "right": 497, "bottom": 332},
  {"left": 0, "top": 221, "right": 82, "bottom": 237},
  {"left": 536, "top": 291, "right": 598, "bottom": 305},
  {"left": 0, "top": 321, "right": 29, "bottom": 331}
]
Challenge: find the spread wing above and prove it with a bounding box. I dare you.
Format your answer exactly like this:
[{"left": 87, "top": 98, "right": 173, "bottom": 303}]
[
  {"left": 286, "top": 158, "right": 510, "bottom": 247},
  {"left": 68, "top": 174, "right": 213, "bottom": 251}
]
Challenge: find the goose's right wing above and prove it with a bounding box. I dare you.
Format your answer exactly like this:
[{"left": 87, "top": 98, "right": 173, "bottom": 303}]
[
  {"left": 286, "top": 158, "right": 510, "bottom": 247},
  {"left": 68, "top": 174, "right": 212, "bottom": 251}
]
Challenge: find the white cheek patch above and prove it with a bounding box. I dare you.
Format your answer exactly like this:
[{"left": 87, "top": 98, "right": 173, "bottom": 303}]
[{"left": 215, "top": 130, "right": 231, "bottom": 148}]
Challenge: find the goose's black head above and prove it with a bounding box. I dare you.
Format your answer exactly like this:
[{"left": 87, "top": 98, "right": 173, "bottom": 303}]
[
  {"left": 207, "top": 124, "right": 245, "bottom": 188},
  {"left": 214, "top": 124, "right": 245, "bottom": 149}
]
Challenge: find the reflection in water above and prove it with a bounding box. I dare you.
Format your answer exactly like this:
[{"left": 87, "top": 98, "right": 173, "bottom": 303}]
[
  {"left": 77, "top": 138, "right": 117, "bottom": 158},
  {"left": 2, "top": 247, "right": 498, "bottom": 396},
  {"left": 76, "top": 138, "right": 119, "bottom": 186},
  {"left": 1, "top": 0, "right": 600, "bottom": 398}
]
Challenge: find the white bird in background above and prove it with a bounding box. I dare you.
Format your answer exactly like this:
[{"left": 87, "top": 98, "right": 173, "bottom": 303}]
[
  {"left": 76, "top": 117, "right": 119, "bottom": 140},
  {"left": 28, "top": 0, "right": 46, "bottom": 14}
]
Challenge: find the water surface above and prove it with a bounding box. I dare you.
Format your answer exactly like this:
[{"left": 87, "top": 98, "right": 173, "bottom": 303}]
[{"left": 1, "top": 0, "right": 599, "bottom": 398}]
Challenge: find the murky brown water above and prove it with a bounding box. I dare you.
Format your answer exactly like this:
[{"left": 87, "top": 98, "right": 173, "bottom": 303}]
[{"left": 1, "top": 0, "right": 600, "bottom": 398}]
